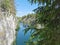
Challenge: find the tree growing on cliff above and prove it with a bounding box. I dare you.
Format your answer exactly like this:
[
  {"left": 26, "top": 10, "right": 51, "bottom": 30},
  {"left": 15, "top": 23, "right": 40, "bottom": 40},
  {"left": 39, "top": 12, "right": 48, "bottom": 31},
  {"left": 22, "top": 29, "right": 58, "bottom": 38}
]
[
  {"left": 25, "top": 0, "right": 60, "bottom": 45},
  {"left": 0, "top": 0, "right": 15, "bottom": 15}
]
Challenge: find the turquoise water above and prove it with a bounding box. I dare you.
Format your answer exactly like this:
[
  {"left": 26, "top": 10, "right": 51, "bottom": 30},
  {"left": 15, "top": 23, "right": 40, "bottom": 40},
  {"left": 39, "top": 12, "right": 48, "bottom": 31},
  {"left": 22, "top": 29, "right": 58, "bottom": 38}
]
[{"left": 16, "top": 23, "right": 31, "bottom": 45}]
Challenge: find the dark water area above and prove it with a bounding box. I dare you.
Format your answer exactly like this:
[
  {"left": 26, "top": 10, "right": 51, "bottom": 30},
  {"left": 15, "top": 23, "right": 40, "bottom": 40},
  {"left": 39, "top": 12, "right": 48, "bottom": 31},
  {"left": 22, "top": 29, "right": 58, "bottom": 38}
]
[{"left": 16, "top": 23, "right": 31, "bottom": 45}]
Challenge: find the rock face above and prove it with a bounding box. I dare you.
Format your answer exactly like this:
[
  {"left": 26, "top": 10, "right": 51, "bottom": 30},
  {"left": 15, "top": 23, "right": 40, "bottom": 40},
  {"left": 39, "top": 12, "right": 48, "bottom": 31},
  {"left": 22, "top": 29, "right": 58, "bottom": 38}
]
[
  {"left": 0, "top": 0, "right": 16, "bottom": 45},
  {"left": 0, "top": 15, "right": 16, "bottom": 45},
  {"left": 21, "top": 14, "right": 36, "bottom": 25}
]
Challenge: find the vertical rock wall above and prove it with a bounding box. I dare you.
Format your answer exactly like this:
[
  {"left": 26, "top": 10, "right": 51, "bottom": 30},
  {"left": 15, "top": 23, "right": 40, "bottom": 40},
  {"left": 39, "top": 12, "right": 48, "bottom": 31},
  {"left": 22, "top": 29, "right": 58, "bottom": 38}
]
[{"left": 0, "top": 0, "right": 16, "bottom": 45}]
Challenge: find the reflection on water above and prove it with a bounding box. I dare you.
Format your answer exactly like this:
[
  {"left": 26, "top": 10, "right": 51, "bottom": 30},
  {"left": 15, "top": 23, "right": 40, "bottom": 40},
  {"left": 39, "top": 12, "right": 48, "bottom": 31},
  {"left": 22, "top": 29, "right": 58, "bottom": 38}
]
[{"left": 16, "top": 23, "right": 31, "bottom": 45}]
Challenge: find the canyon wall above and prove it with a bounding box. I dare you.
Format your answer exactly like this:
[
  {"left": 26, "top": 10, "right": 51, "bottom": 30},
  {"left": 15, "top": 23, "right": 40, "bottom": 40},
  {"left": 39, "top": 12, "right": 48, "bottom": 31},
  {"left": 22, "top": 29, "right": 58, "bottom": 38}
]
[{"left": 0, "top": 0, "right": 17, "bottom": 45}]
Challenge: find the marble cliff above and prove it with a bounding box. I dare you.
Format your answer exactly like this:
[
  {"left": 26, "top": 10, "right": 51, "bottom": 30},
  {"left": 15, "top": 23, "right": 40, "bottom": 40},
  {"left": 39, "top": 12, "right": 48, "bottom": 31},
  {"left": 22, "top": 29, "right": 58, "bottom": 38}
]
[{"left": 0, "top": 0, "right": 17, "bottom": 45}]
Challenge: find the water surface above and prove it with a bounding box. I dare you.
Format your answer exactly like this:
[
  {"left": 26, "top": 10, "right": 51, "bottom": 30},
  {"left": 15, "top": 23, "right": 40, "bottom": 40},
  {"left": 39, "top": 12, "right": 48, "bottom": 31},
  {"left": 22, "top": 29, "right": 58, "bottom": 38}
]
[{"left": 16, "top": 23, "right": 31, "bottom": 45}]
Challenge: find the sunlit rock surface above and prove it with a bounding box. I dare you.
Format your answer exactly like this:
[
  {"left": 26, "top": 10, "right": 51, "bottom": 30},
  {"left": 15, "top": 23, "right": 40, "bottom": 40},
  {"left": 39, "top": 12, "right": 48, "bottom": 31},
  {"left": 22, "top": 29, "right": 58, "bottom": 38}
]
[
  {"left": 0, "top": 0, "right": 16, "bottom": 45},
  {"left": 0, "top": 15, "right": 16, "bottom": 45}
]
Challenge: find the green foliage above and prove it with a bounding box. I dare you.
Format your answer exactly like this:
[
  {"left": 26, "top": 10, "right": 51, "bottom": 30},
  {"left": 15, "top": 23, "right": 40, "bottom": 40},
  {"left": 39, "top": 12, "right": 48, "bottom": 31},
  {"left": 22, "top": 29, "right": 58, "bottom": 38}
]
[
  {"left": 15, "top": 25, "right": 20, "bottom": 31},
  {"left": 1, "top": 0, "right": 16, "bottom": 14},
  {"left": 5, "top": 0, "right": 10, "bottom": 8},
  {"left": 11, "top": 39, "right": 16, "bottom": 45},
  {"left": 25, "top": 0, "right": 60, "bottom": 45},
  {"left": 21, "top": 13, "right": 36, "bottom": 26},
  {"left": 1, "top": 0, "right": 10, "bottom": 11},
  {"left": 15, "top": 19, "right": 20, "bottom": 31}
]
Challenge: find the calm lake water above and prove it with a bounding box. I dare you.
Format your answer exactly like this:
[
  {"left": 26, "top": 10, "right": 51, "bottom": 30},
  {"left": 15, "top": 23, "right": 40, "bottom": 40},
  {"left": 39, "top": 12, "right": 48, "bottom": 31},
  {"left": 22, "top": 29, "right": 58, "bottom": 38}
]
[{"left": 16, "top": 23, "right": 31, "bottom": 45}]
